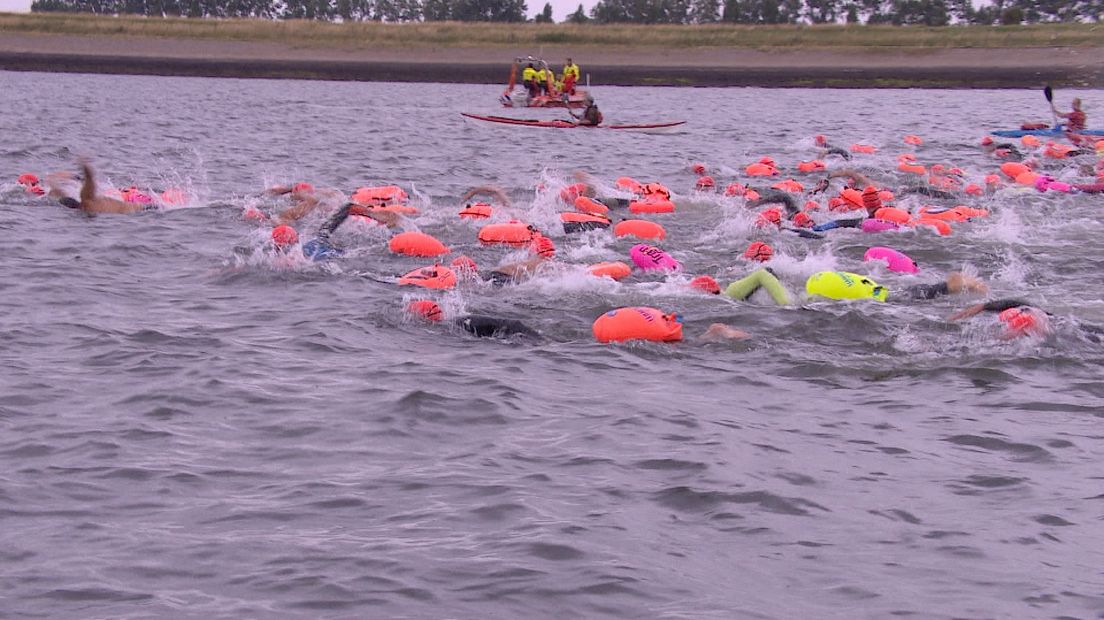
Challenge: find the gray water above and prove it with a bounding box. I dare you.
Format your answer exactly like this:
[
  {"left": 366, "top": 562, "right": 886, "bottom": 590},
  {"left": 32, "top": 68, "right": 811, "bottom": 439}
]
[{"left": 1, "top": 71, "right": 1103, "bottom": 619}]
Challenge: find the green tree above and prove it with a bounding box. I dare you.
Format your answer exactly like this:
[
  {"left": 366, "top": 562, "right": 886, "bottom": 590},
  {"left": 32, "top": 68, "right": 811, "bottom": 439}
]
[
  {"left": 535, "top": 1, "right": 553, "bottom": 20},
  {"left": 567, "top": 2, "right": 589, "bottom": 20}
]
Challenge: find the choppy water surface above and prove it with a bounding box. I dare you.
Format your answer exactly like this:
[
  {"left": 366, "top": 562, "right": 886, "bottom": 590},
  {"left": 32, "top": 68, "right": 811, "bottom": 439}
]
[{"left": 1, "top": 72, "right": 1102, "bottom": 619}]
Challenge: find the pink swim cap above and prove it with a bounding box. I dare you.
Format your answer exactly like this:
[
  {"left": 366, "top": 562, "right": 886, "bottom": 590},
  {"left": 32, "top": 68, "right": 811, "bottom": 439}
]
[{"left": 271, "top": 225, "right": 299, "bottom": 249}]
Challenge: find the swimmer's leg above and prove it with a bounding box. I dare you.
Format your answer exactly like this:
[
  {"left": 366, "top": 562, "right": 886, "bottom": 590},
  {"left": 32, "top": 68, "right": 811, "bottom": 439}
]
[{"left": 723, "top": 269, "right": 789, "bottom": 305}]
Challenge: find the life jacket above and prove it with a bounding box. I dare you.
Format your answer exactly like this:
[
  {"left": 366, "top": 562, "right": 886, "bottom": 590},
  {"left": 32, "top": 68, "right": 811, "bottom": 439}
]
[{"left": 522, "top": 67, "right": 537, "bottom": 82}]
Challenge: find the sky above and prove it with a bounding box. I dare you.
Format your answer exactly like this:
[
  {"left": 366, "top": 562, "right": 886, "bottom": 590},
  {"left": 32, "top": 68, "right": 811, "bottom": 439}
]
[{"left": 0, "top": 0, "right": 595, "bottom": 20}]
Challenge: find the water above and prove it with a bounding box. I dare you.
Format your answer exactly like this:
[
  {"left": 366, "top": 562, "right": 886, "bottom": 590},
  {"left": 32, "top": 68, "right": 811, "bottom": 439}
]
[{"left": 1, "top": 72, "right": 1103, "bottom": 619}]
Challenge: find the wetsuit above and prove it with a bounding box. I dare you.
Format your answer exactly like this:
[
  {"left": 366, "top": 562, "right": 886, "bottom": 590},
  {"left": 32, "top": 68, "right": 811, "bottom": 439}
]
[
  {"left": 456, "top": 315, "right": 540, "bottom": 339},
  {"left": 302, "top": 202, "right": 359, "bottom": 260}
]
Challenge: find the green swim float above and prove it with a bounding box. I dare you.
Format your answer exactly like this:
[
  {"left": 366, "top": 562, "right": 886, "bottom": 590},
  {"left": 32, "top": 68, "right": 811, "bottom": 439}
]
[
  {"left": 724, "top": 269, "right": 790, "bottom": 305},
  {"left": 805, "top": 271, "right": 888, "bottom": 302}
]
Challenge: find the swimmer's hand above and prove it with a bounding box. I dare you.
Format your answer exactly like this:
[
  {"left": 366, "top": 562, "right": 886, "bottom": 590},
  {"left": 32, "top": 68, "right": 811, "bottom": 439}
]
[
  {"left": 946, "top": 272, "right": 988, "bottom": 295},
  {"left": 702, "top": 323, "right": 750, "bottom": 341}
]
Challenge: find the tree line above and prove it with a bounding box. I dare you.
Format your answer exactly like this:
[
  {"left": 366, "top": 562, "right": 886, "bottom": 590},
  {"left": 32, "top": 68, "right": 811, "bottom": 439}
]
[{"left": 30, "top": 0, "right": 1100, "bottom": 25}]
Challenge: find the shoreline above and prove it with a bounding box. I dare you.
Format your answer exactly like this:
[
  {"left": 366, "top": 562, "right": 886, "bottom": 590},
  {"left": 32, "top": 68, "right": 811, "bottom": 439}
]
[{"left": 1, "top": 32, "right": 1102, "bottom": 88}]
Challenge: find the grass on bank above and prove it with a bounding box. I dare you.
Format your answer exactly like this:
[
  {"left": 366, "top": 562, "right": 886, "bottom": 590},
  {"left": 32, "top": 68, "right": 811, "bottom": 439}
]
[{"left": 1, "top": 12, "right": 1101, "bottom": 49}]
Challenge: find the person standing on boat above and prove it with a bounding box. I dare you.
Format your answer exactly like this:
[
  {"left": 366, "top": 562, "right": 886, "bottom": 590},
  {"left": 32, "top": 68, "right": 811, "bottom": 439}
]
[
  {"left": 535, "top": 65, "right": 549, "bottom": 95},
  {"left": 522, "top": 63, "right": 538, "bottom": 99},
  {"left": 568, "top": 95, "right": 603, "bottom": 126},
  {"left": 563, "top": 58, "right": 580, "bottom": 95}
]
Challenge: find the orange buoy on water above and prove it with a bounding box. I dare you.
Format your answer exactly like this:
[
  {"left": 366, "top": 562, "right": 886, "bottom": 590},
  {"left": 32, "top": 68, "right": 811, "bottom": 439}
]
[
  {"left": 898, "top": 162, "right": 927, "bottom": 175},
  {"left": 797, "top": 160, "right": 826, "bottom": 173},
  {"left": 873, "top": 206, "right": 912, "bottom": 224},
  {"left": 388, "top": 231, "right": 449, "bottom": 257},
  {"left": 592, "top": 307, "right": 683, "bottom": 343},
  {"left": 398, "top": 264, "right": 457, "bottom": 289},
  {"left": 840, "top": 187, "right": 865, "bottom": 209},
  {"left": 1000, "top": 162, "right": 1030, "bottom": 179},
  {"left": 616, "top": 176, "right": 643, "bottom": 194},
  {"left": 964, "top": 184, "right": 984, "bottom": 196},
  {"left": 918, "top": 206, "right": 969, "bottom": 222},
  {"left": 904, "top": 135, "right": 923, "bottom": 145},
  {"left": 561, "top": 211, "right": 611, "bottom": 233},
  {"left": 459, "top": 202, "right": 493, "bottom": 219},
  {"left": 771, "top": 179, "right": 804, "bottom": 193},
  {"left": 913, "top": 217, "right": 952, "bottom": 236},
  {"left": 1015, "top": 171, "right": 1040, "bottom": 186},
  {"left": 745, "top": 163, "right": 778, "bottom": 176},
  {"left": 478, "top": 221, "right": 536, "bottom": 246},
  {"left": 574, "top": 196, "right": 610, "bottom": 216},
  {"left": 588, "top": 261, "right": 632, "bottom": 280},
  {"left": 629, "top": 198, "right": 675, "bottom": 214},
  {"left": 352, "top": 185, "right": 408, "bottom": 206},
  {"left": 614, "top": 219, "right": 666, "bottom": 241},
  {"left": 1021, "top": 135, "right": 1041, "bottom": 148},
  {"left": 851, "top": 144, "right": 877, "bottom": 154}
]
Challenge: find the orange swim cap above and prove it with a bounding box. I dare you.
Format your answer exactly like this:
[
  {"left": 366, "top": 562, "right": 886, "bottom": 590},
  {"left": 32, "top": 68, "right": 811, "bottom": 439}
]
[
  {"left": 792, "top": 212, "right": 814, "bottom": 228},
  {"left": 531, "top": 234, "right": 556, "bottom": 258},
  {"left": 292, "top": 182, "right": 314, "bottom": 194},
  {"left": 696, "top": 175, "right": 715, "bottom": 189},
  {"left": 743, "top": 241, "right": 774, "bottom": 262},
  {"left": 271, "top": 225, "right": 299, "bottom": 249},
  {"left": 692, "top": 163, "right": 706, "bottom": 174},
  {"left": 756, "top": 207, "right": 782, "bottom": 227},
  {"left": 690, "top": 275, "right": 721, "bottom": 295},
  {"left": 980, "top": 136, "right": 994, "bottom": 146},
  {"left": 17, "top": 173, "right": 39, "bottom": 186},
  {"left": 407, "top": 300, "right": 444, "bottom": 322},
  {"left": 998, "top": 307, "right": 1039, "bottom": 335},
  {"left": 450, "top": 255, "right": 478, "bottom": 274},
  {"left": 814, "top": 135, "right": 827, "bottom": 146}
]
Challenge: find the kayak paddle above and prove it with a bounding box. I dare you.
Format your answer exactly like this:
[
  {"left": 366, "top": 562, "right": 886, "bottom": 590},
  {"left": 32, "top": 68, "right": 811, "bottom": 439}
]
[{"left": 1044, "top": 84, "right": 1058, "bottom": 128}]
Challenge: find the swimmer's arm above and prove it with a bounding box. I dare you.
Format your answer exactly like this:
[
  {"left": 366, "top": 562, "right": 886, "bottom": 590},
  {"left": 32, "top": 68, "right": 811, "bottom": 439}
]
[
  {"left": 460, "top": 185, "right": 510, "bottom": 207},
  {"left": 947, "top": 303, "right": 985, "bottom": 321},
  {"left": 274, "top": 195, "right": 320, "bottom": 225},
  {"left": 79, "top": 162, "right": 97, "bottom": 205}
]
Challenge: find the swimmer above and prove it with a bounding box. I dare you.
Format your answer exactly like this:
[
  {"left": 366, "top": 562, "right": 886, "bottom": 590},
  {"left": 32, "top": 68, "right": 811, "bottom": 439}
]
[
  {"left": 483, "top": 235, "right": 554, "bottom": 285},
  {"left": 948, "top": 299, "right": 1052, "bottom": 340},
  {"left": 64, "top": 161, "right": 148, "bottom": 214},
  {"left": 409, "top": 300, "right": 541, "bottom": 339},
  {"left": 265, "top": 182, "right": 345, "bottom": 225},
  {"left": 813, "top": 134, "right": 852, "bottom": 160}
]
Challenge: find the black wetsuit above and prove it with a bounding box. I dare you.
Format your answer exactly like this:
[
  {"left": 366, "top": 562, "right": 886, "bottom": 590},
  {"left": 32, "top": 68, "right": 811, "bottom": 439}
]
[{"left": 456, "top": 315, "right": 540, "bottom": 339}]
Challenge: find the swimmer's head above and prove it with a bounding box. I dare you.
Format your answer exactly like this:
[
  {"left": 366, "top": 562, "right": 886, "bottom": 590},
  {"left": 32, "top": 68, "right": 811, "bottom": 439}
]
[
  {"left": 450, "top": 255, "right": 478, "bottom": 274},
  {"left": 291, "top": 182, "right": 314, "bottom": 195},
  {"left": 407, "top": 300, "right": 444, "bottom": 322},
  {"left": 998, "top": 306, "right": 1047, "bottom": 337},
  {"left": 744, "top": 241, "right": 774, "bottom": 262},
  {"left": 271, "top": 225, "right": 299, "bottom": 250},
  {"left": 17, "top": 173, "right": 39, "bottom": 186},
  {"left": 690, "top": 275, "right": 721, "bottom": 295},
  {"left": 531, "top": 234, "right": 556, "bottom": 258},
  {"left": 814, "top": 135, "right": 827, "bottom": 147}
]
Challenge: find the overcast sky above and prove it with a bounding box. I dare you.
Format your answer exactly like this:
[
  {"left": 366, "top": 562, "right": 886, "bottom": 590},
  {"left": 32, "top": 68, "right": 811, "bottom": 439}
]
[{"left": 0, "top": 0, "right": 596, "bottom": 20}]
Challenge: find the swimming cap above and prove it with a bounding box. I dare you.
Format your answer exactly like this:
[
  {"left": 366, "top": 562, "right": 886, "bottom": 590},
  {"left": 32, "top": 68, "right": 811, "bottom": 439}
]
[
  {"left": 815, "top": 135, "right": 827, "bottom": 146},
  {"left": 17, "top": 173, "right": 39, "bottom": 186},
  {"left": 450, "top": 255, "right": 478, "bottom": 274},
  {"left": 792, "top": 212, "right": 814, "bottom": 228},
  {"left": 998, "top": 306, "right": 1040, "bottom": 336},
  {"left": 271, "top": 225, "right": 299, "bottom": 249},
  {"left": 980, "top": 136, "right": 993, "bottom": 146},
  {"left": 695, "top": 176, "right": 715, "bottom": 189},
  {"left": 690, "top": 275, "right": 721, "bottom": 295},
  {"left": 744, "top": 241, "right": 774, "bottom": 262},
  {"left": 691, "top": 163, "right": 706, "bottom": 174},
  {"left": 407, "top": 300, "right": 444, "bottom": 322},
  {"left": 291, "top": 182, "right": 314, "bottom": 194},
  {"left": 531, "top": 235, "right": 556, "bottom": 258},
  {"left": 756, "top": 207, "right": 782, "bottom": 228}
]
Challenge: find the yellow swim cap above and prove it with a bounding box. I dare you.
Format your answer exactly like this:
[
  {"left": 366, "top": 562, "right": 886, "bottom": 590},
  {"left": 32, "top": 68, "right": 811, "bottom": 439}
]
[{"left": 805, "top": 271, "right": 887, "bottom": 302}]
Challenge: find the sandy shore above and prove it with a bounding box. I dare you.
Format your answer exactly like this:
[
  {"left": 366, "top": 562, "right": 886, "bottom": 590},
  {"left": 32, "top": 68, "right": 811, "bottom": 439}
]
[{"left": 1, "top": 32, "right": 1101, "bottom": 87}]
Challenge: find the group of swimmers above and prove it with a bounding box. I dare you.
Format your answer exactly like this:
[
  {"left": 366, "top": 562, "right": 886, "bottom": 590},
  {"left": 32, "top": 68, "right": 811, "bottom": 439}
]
[{"left": 16, "top": 104, "right": 1102, "bottom": 344}]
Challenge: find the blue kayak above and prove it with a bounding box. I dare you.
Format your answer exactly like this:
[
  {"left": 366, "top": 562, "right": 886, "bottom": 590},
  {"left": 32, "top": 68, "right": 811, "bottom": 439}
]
[{"left": 990, "top": 125, "right": 1104, "bottom": 138}]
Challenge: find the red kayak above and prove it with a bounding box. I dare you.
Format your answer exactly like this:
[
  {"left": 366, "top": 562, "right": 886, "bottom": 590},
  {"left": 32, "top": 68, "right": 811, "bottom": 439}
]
[{"left": 461, "top": 113, "right": 686, "bottom": 131}]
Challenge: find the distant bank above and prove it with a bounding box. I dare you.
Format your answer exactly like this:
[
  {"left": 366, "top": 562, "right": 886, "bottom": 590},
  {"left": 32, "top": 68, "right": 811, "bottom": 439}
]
[{"left": 1, "top": 17, "right": 1101, "bottom": 88}]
